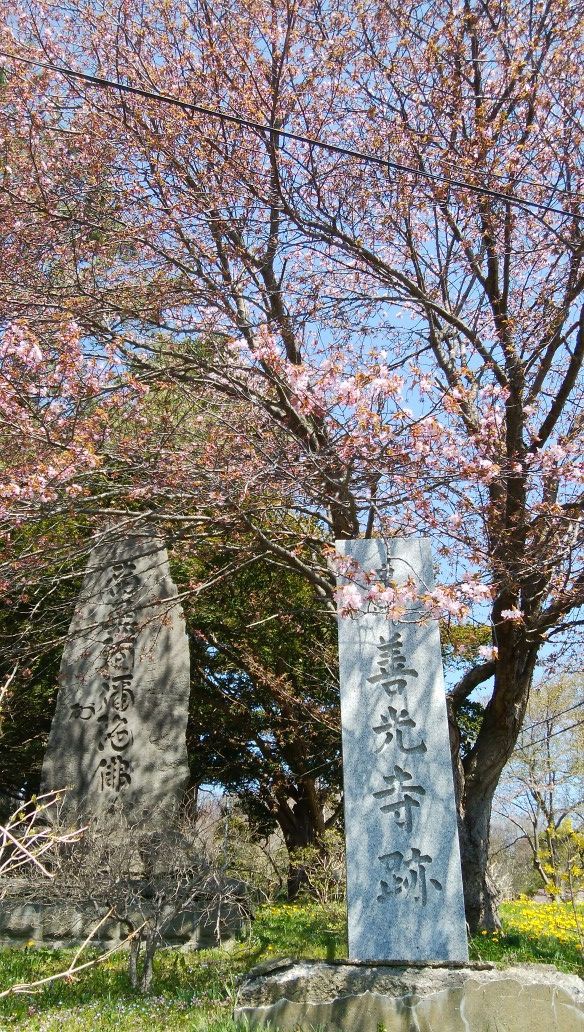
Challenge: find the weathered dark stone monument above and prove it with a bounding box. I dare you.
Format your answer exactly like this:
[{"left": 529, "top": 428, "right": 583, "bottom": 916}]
[
  {"left": 234, "top": 537, "right": 584, "bottom": 1029},
  {"left": 0, "top": 523, "right": 248, "bottom": 950},
  {"left": 40, "top": 522, "right": 191, "bottom": 822}
]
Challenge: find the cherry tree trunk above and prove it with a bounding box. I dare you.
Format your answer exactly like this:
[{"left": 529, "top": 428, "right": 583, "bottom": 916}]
[
  {"left": 458, "top": 785, "right": 501, "bottom": 933},
  {"left": 453, "top": 652, "right": 537, "bottom": 933}
]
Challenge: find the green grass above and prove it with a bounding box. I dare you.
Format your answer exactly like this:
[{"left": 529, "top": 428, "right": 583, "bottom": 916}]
[
  {"left": 0, "top": 944, "right": 247, "bottom": 1030},
  {"left": 469, "top": 899, "right": 584, "bottom": 974},
  {"left": 0, "top": 900, "right": 581, "bottom": 1030}
]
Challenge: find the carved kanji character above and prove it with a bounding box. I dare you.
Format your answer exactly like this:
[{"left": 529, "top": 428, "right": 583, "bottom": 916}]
[
  {"left": 98, "top": 717, "right": 133, "bottom": 752},
  {"left": 109, "top": 685, "right": 134, "bottom": 712},
  {"left": 97, "top": 755, "right": 132, "bottom": 792},
  {"left": 373, "top": 763, "right": 426, "bottom": 833},
  {"left": 373, "top": 706, "right": 427, "bottom": 754},
  {"left": 104, "top": 640, "right": 135, "bottom": 675},
  {"left": 367, "top": 632, "right": 418, "bottom": 698},
  {"left": 377, "top": 847, "right": 443, "bottom": 906},
  {"left": 69, "top": 701, "right": 95, "bottom": 720}
]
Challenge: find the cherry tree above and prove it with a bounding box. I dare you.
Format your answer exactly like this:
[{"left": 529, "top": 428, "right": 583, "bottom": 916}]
[{"left": 0, "top": 0, "right": 582, "bottom": 929}]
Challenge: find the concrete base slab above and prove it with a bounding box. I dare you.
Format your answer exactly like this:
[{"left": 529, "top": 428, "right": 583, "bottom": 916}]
[{"left": 234, "top": 958, "right": 584, "bottom": 1031}]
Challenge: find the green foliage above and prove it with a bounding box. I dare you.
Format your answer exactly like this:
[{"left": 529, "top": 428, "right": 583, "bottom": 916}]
[
  {"left": 470, "top": 899, "right": 584, "bottom": 973},
  {"left": 290, "top": 830, "right": 346, "bottom": 908},
  {"left": 255, "top": 898, "right": 584, "bottom": 974},
  {"left": 457, "top": 699, "right": 486, "bottom": 758},
  {"left": 172, "top": 539, "right": 342, "bottom": 841},
  {"left": 496, "top": 675, "right": 584, "bottom": 898},
  {"left": 440, "top": 623, "right": 492, "bottom": 674},
  {"left": 0, "top": 518, "right": 90, "bottom": 807},
  {"left": 0, "top": 903, "right": 346, "bottom": 1028},
  {"left": 0, "top": 944, "right": 246, "bottom": 1030},
  {"left": 210, "top": 802, "right": 290, "bottom": 900},
  {"left": 249, "top": 901, "right": 346, "bottom": 960},
  {"left": 440, "top": 624, "right": 489, "bottom": 756}
]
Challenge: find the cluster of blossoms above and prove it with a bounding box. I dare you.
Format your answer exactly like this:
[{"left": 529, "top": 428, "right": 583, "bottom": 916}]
[
  {"left": 331, "top": 547, "right": 530, "bottom": 631},
  {"left": 333, "top": 559, "right": 500, "bottom": 624},
  {"left": 0, "top": 320, "right": 123, "bottom": 519}
]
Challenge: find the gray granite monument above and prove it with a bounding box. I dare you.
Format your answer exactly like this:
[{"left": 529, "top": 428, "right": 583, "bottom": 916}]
[
  {"left": 336, "top": 537, "right": 468, "bottom": 963},
  {"left": 41, "top": 523, "right": 191, "bottom": 823}
]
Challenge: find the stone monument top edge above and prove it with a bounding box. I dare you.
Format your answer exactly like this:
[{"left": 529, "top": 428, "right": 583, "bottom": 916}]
[
  {"left": 82, "top": 522, "right": 172, "bottom": 578},
  {"left": 91, "top": 519, "right": 164, "bottom": 549},
  {"left": 334, "top": 535, "right": 431, "bottom": 554},
  {"left": 334, "top": 537, "right": 434, "bottom": 591}
]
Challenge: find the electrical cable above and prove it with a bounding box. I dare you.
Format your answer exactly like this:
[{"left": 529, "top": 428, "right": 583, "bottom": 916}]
[
  {"left": 519, "top": 699, "right": 584, "bottom": 735},
  {"left": 1, "top": 51, "right": 583, "bottom": 222},
  {"left": 516, "top": 716, "right": 584, "bottom": 750}
]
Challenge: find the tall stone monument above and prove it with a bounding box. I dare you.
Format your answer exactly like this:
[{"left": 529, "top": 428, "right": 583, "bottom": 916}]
[
  {"left": 336, "top": 537, "right": 468, "bottom": 963},
  {"left": 41, "top": 523, "right": 191, "bottom": 823},
  {"left": 234, "top": 536, "right": 583, "bottom": 1025}
]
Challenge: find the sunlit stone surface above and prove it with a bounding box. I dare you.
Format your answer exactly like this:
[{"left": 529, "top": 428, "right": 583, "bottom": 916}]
[{"left": 336, "top": 538, "right": 468, "bottom": 962}]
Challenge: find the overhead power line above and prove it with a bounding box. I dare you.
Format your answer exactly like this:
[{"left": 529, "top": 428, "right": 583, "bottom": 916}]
[
  {"left": 516, "top": 716, "right": 584, "bottom": 751},
  {"left": 519, "top": 699, "right": 584, "bottom": 735},
  {"left": 2, "top": 52, "right": 583, "bottom": 223},
  {"left": 376, "top": 116, "right": 584, "bottom": 202}
]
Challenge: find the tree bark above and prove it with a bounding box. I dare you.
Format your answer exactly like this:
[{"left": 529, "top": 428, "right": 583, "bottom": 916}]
[
  {"left": 275, "top": 778, "right": 326, "bottom": 900},
  {"left": 128, "top": 935, "right": 140, "bottom": 989},
  {"left": 458, "top": 783, "right": 501, "bottom": 931},
  {"left": 140, "top": 930, "right": 157, "bottom": 992},
  {"left": 450, "top": 643, "right": 538, "bottom": 932}
]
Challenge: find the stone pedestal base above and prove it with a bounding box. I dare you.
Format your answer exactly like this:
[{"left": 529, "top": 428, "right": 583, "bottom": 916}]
[{"left": 234, "top": 958, "right": 584, "bottom": 1031}]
